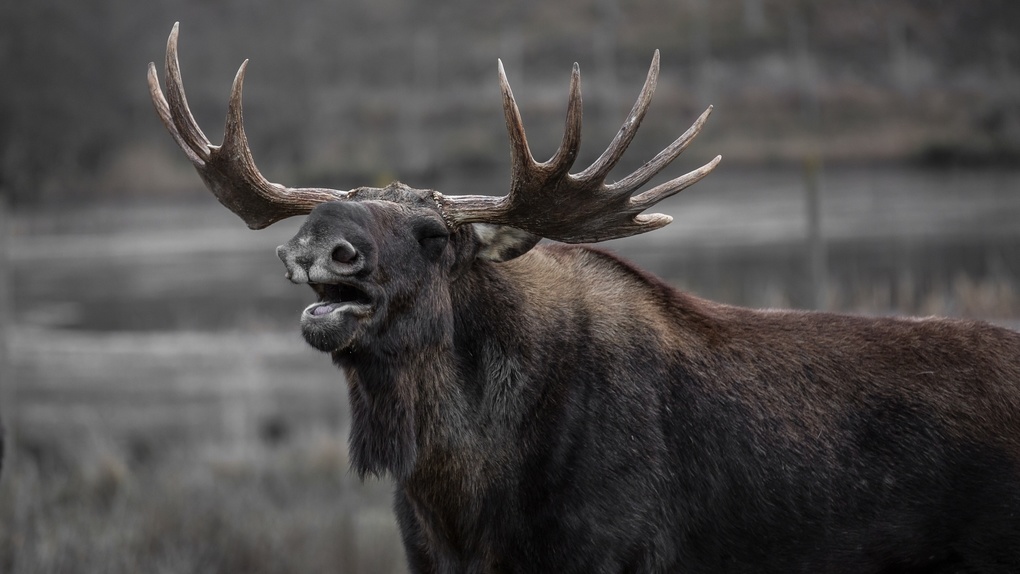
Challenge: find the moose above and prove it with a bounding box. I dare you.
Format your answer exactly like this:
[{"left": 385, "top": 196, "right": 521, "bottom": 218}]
[{"left": 150, "top": 24, "right": 1020, "bottom": 573}]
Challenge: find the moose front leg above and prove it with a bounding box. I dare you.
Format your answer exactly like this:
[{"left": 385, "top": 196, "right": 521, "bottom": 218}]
[{"left": 394, "top": 489, "right": 439, "bottom": 574}]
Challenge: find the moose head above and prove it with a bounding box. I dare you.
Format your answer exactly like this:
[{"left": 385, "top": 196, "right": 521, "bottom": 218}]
[{"left": 148, "top": 22, "right": 719, "bottom": 362}]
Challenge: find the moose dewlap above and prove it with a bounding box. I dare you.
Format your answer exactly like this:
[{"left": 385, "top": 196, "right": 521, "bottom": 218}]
[{"left": 150, "top": 23, "right": 1020, "bottom": 573}]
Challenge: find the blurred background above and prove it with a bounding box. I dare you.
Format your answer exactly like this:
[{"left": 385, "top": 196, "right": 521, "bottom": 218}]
[{"left": 0, "top": 0, "right": 1018, "bottom": 571}]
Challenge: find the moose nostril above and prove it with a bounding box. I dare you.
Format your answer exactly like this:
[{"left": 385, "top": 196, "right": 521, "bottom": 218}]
[{"left": 331, "top": 241, "right": 358, "bottom": 264}]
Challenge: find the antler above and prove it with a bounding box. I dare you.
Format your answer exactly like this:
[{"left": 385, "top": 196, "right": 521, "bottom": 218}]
[
  {"left": 150, "top": 25, "right": 719, "bottom": 240},
  {"left": 435, "top": 51, "right": 721, "bottom": 243},
  {"left": 147, "top": 23, "right": 349, "bottom": 229}
]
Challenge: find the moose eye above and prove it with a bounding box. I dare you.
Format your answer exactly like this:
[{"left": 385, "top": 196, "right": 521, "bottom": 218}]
[
  {"left": 419, "top": 233, "right": 449, "bottom": 252},
  {"left": 415, "top": 219, "right": 449, "bottom": 250}
]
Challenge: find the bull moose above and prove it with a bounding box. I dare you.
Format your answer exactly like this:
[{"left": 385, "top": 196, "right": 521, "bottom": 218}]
[{"left": 149, "top": 24, "right": 1020, "bottom": 573}]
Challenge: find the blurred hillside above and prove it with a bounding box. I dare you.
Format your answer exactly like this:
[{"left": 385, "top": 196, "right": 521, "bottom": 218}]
[{"left": 1, "top": 0, "right": 1018, "bottom": 207}]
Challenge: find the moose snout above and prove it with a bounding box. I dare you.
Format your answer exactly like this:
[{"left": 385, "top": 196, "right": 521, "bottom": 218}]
[
  {"left": 276, "top": 202, "right": 379, "bottom": 284},
  {"left": 277, "top": 237, "right": 363, "bottom": 284}
]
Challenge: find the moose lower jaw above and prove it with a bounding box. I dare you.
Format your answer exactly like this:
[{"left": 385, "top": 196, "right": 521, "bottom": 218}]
[{"left": 300, "top": 301, "right": 373, "bottom": 353}]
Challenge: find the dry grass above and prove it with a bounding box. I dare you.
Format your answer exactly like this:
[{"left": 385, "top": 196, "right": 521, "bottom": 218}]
[
  {"left": 0, "top": 429, "right": 406, "bottom": 574},
  {"left": 0, "top": 326, "right": 407, "bottom": 574},
  {"left": 922, "top": 274, "right": 1020, "bottom": 319}
]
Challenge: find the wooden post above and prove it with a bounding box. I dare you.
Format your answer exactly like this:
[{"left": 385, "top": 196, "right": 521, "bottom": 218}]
[
  {"left": 790, "top": 2, "right": 826, "bottom": 310},
  {"left": 690, "top": 0, "right": 713, "bottom": 106},
  {"left": 0, "top": 194, "right": 13, "bottom": 471},
  {"left": 401, "top": 30, "right": 438, "bottom": 177},
  {"left": 594, "top": 0, "right": 619, "bottom": 110},
  {"left": 804, "top": 155, "right": 827, "bottom": 310}
]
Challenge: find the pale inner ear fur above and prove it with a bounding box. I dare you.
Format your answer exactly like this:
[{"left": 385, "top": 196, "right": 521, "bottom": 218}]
[{"left": 473, "top": 223, "right": 542, "bottom": 262}]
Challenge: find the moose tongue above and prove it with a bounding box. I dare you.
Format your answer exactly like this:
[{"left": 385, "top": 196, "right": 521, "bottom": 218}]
[{"left": 311, "top": 303, "right": 336, "bottom": 316}]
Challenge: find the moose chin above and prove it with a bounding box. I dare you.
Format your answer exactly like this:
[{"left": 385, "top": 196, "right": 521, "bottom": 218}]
[{"left": 150, "top": 23, "right": 1020, "bottom": 573}]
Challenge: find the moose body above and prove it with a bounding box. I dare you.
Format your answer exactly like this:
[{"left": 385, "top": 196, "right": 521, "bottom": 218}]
[
  {"left": 150, "top": 24, "right": 1020, "bottom": 572},
  {"left": 290, "top": 195, "right": 1020, "bottom": 573}
]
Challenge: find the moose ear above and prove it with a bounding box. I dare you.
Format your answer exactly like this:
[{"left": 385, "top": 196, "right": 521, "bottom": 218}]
[{"left": 472, "top": 223, "right": 541, "bottom": 262}]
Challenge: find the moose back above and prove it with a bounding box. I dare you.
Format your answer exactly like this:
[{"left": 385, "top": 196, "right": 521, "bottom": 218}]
[{"left": 150, "top": 24, "right": 1020, "bottom": 573}]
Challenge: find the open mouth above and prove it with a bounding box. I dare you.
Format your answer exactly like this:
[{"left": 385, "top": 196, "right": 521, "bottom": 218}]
[{"left": 304, "top": 282, "right": 374, "bottom": 317}]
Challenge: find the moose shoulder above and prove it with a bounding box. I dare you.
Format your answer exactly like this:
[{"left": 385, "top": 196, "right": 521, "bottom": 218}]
[{"left": 150, "top": 24, "right": 1020, "bottom": 573}]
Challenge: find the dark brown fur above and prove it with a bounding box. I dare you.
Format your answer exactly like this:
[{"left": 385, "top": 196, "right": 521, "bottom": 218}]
[{"left": 276, "top": 188, "right": 1020, "bottom": 573}]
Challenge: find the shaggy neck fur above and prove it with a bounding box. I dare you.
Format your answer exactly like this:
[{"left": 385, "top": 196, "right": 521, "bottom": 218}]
[
  {"left": 332, "top": 255, "right": 533, "bottom": 486},
  {"left": 333, "top": 285, "right": 466, "bottom": 480}
]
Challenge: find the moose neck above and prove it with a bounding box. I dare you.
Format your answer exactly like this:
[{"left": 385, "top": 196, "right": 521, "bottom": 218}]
[
  {"left": 332, "top": 245, "right": 686, "bottom": 487},
  {"left": 329, "top": 293, "right": 453, "bottom": 480},
  {"left": 331, "top": 252, "right": 551, "bottom": 485},
  {"left": 337, "top": 354, "right": 423, "bottom": 480}
]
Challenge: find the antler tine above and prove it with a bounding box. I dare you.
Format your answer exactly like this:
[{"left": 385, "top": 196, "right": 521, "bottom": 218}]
[
  {"left": 148, "top": 23, "right": 349, "bottom": 230},
  {"left": 630, "top": 153, "right": 722, "bottom": 215},
  {"left": 546, "top": 62, "right": 583, "bottom": 178},
  {"left": 148, "top": 63, "right": 204, "bottom": 166},
  {"left": 498, "top": 58, "right": 584, "bottom": 188},
  {"left": 498, "top": 60, "right": 536, "bottom": 183},
  {"left": 576, "top": 50, "right": 659, "bottom": 182},
  {"left": 498, "top": 59, "right": 584, "bottom": 193},
  {"left": 607, "top": 105, "right": 714, "bottom": 195},
  {"left": 437, "top": 52, "right": 720, "bottom": 244},
  {"left": 162, "top": 23, "right": 212, "bottom": 164}
]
